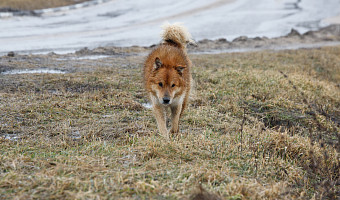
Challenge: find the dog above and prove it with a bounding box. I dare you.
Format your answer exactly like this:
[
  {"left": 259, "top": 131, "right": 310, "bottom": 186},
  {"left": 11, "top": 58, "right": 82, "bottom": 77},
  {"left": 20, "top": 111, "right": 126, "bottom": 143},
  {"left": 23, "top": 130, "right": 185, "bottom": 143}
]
[{"left": 144, "top": 23, "right": 195, "bottom": 138}]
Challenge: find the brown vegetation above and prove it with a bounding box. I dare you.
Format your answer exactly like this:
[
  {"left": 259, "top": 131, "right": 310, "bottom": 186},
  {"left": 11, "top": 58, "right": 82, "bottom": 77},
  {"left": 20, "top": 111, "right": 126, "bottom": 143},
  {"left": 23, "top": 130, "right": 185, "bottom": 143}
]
[
  {"left": 0, "top": 45, "right": 339, "bottom": 199},
  {"left": 0, "top": 0, "right": 89, "bottom": 10}
]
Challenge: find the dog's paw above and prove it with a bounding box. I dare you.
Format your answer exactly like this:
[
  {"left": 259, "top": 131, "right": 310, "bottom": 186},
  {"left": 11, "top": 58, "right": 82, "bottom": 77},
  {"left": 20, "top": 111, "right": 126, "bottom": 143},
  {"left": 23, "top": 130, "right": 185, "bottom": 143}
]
[
  {"left": 157, "top": 131, "right": 169, "bottom": 140},
  {"left": 170, "top": 127, "right": 179, "bottom": 135}
]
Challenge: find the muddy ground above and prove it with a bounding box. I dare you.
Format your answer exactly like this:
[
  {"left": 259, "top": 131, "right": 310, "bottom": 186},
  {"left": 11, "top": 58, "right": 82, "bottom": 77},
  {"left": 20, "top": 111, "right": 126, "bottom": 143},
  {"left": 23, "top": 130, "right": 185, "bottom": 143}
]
[
  {"left": 2, "top": 24, "right": 339, "bottom": 59},
  {"left": 72, "top": 24, "right": 340, "bottom": 56}
]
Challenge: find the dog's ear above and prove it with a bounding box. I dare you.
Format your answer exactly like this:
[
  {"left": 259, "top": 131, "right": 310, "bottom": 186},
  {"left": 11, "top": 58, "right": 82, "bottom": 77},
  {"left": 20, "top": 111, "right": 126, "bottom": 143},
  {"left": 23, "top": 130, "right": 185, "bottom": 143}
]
[
  {"left": 153, "top": 57, "right": 162, "bottom": 70},
  {"left": 175, "top": 65, "right": 185, "bottom": 75}
]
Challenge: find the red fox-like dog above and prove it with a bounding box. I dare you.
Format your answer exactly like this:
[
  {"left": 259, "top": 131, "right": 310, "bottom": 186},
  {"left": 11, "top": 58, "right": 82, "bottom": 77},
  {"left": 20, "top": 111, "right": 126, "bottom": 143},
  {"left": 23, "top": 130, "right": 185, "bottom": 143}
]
[{"left": 144, "top": 23, "right": 195, "bottom": 138}]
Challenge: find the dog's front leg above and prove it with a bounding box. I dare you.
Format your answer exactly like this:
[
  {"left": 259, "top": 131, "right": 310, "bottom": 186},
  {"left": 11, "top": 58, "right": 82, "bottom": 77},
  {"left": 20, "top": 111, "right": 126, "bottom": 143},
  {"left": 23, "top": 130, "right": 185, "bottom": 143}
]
[
  {"left": 152, "top": 104, "right": 168, "bottom": 138},
  {"left": 170, "top": 104, "right": 182, "bottom": 134}
]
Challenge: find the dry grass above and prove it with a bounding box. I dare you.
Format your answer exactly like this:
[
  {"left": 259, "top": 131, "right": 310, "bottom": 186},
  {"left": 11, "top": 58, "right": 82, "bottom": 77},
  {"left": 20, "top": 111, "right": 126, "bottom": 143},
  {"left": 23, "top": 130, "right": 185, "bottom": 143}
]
[
  {"left": 0, "top": 0, "right": 89, "bottom": 10},
  {"left": 0, "top": 46, "right": 339, "bottom": 199}
]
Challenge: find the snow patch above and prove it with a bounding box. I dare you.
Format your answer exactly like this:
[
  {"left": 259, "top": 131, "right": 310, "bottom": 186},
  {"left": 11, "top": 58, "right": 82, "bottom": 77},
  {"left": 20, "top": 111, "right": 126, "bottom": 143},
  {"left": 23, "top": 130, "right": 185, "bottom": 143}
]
[
  {"left": 2, "top": 69, "right": 66, "bottom": 75},
  {"left": 1, "top": 134, "right": 20, "bottom": 141},
  {"left": 142, "top": 103, "right": 152, "bottom": 109}
]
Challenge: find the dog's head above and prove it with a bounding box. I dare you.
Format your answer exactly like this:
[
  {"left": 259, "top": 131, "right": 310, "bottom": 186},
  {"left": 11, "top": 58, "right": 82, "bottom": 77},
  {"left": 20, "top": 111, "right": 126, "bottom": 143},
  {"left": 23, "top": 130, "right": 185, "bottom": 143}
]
[{"left": 150, "top": 57, "right": 186, "bottom": 105}]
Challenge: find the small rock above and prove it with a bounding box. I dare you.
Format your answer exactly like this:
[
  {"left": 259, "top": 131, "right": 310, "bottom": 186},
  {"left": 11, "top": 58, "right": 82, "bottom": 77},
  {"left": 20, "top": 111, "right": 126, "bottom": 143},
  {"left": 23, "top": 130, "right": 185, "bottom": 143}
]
[
  {"left": 253, "top": 37, "right": 262, "bottom": 41},
  {"left": 303, "top": 30, "right": 315, "bottom": 37},
  {"left": 7, "top": 51, "right": 15, "bottom": 57},
  {"left": 75, "top": 47, "right": 91, "bottom": 55},
  {"left": 92, "top": 47, "right": 108, "bottom": 54},
  {"left": 287, "top": 28, "right": 301, "bottom": 37},
  {"left": 217, "top": 38, "right": 228, "bottom": 43},
  {"left": 198, "top": 39, "right": 213, "bottom": 44},
  {"left": 232, "top": 36, "right": 248, "bottom": 42}
]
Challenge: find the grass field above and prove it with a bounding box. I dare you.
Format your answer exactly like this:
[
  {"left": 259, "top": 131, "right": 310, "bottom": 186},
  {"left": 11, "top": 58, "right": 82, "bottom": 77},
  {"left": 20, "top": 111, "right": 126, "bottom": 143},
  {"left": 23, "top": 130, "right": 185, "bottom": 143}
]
[
  {"left": 0, "top": 0, "right": 89, "bottom": 10},
  {"left": 0, "top": 46, "right": 339, "bottom": 199}
]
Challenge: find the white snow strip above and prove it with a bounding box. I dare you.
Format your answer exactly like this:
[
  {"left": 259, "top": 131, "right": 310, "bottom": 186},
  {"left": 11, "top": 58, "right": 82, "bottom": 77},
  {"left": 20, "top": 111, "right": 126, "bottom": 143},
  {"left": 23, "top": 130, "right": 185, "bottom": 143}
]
[
  {"left": 2, "top": 69, "right": 66, "bottom": 75},
  {"left": 55, "top": 55, "right": 110, "bottom": 60}
]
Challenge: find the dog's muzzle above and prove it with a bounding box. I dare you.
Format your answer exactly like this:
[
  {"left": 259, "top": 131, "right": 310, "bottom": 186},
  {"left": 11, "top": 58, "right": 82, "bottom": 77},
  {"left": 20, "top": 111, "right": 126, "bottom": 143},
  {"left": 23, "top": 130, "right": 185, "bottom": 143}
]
[{"left": 162, "top": 97, "right": 170, "bottom": 104}]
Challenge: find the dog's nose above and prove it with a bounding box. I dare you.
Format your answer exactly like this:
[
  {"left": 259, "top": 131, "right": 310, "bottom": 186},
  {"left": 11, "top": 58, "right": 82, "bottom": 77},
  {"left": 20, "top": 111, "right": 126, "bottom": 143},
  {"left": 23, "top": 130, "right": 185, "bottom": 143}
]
[{"left": 163, "top": 97, "right": 170, "bottom": 104}]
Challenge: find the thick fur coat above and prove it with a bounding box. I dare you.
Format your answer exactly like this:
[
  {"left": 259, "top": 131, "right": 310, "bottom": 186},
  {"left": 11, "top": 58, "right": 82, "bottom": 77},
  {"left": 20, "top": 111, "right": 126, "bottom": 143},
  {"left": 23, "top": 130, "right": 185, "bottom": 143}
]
[{"left": 144, "top": 23, "right": 194, "bottom": 137}]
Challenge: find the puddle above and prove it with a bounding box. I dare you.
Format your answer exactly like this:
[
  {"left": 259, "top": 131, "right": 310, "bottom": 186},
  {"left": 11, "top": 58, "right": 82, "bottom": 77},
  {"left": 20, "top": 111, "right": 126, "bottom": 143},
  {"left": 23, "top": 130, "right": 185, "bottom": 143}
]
[
  {"left": 1, "top": 69, "right": 66, "bottom": 75},
  {"left": 142, "top": 103, "right": 152, "bottom": 109}
]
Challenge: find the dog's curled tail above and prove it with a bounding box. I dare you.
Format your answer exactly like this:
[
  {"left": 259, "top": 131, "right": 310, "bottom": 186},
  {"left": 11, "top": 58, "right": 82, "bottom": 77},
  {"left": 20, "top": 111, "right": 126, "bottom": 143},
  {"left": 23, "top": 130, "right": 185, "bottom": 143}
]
[{"left": 161, "top": 22, "right": 196, "bottom": 49}]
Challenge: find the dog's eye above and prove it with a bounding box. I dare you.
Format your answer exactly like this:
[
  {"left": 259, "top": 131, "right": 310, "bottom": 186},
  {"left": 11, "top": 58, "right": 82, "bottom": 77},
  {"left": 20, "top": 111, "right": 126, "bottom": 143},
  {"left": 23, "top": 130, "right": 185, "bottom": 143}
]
[
  {"left": 171, "top": 84, "right": 175, "bottom": 87},
  {"left": 158, "top": 82, "right": 163, "bottom": 87}
]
